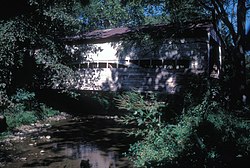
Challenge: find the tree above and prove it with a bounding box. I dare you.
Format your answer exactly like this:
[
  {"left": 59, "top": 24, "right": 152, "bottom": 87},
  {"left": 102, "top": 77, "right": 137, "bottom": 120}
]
[
  {"left": 198, "top": 0, "right": 250, "bottom": 108},
  {"left": 0, "top": 0, "right": 84, "bottom": 95},
  {"left": 79, "top": 0, "right": 146, "bottom": 30}
]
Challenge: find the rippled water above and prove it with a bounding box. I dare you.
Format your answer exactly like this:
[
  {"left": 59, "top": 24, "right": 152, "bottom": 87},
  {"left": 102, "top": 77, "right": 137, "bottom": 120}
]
[{"left": 1, "top": 116, "right": 135, "bottom": 168}]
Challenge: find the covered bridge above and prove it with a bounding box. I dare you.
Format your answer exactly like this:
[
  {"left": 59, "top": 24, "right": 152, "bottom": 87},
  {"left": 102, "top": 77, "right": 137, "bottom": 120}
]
[{"left": 63, "top": 21, "right": 222, "bottom": 93}]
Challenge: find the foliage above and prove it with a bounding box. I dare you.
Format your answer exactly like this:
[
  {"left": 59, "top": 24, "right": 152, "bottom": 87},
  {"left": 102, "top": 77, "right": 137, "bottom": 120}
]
[
  {"left": 3, "top": 89, "right": 59, "bottom": 130},
  {"left": 117, "top": 0, "right": 208, "bottom": 25},
  {"left": 116, "top": 91, "right": 250, "bottom": 167},
  {"left": 116, "top": 92, "right": 165, "bottom": 137},
  {"left": 0, "top": 0, "right": 84, "bottom": 127},
  {"left": 4, "top": 103, "right": 59, "bottom": 130},
  {"left": 4, "top": 104, "right": 38, "bottom": 129},
  {"left": 0, "top": 83, "right": 12, "bottom": 112},
  {"left": 0, "top": 0, "right": 85, "bottom": 95},
  {"left": 80, "top": 0, "right": 181, "bottom": 30},
  {"left": 80, "top": 0, "right": 144, "bottom": 29},
  {"left": 79, "top": 0, "right": 208, "bottom": 30},
  {"left": 92, "top": 93, "right": 112, "bottom": 111},
  {"left": 1, "top": 89, "right": 36, "bottom": 129},
  {"left": 168, "top": 0, "right": 209, "bottom": 23},
  {"left": 200, "top": 0, "right": 250, "bottom": 107},
  {"left": 11, "top": 89, "right": 35, "bottom": 103},
  {"left": 37, "top": 103, "right": 59, "bottom": 119}
]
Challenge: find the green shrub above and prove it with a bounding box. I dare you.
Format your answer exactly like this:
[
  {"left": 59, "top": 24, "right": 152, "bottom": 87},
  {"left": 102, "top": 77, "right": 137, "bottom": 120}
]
[
  {"left": 4, "top": 104, "right": 37, "bottom": 129},
  {"left": 38, "top": 103, "right": 59, "bottom": 119},
  {"left": 11, "top": 89, "right": 35, "bottom": 103},
  {"left": 117, "top": 91, "right": 250, "bottom": 167},
  {"left": 116, "top": 92, "right": 165, "bottom": 136},
  {"left": 3, "top": 89, "right": 59, "bottom": 131}
]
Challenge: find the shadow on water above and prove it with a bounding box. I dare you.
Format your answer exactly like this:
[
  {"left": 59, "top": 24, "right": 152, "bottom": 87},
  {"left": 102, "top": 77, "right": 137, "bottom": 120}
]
[
  {"left": 35, "top": 89, "right": 120, "bottom": 116},
  {"left": 2, "top": 117, "right": 135, "bottom": 168}
]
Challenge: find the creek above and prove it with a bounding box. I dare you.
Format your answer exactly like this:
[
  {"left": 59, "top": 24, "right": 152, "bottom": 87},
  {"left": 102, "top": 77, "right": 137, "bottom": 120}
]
[{"left": 0, "top": 115, "right": 135, "bottom": 168}]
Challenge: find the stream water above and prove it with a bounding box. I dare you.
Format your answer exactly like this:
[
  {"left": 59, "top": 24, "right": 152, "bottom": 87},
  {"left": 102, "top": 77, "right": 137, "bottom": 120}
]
[{"left": 1, "top": 116, "right": 135, "bottom": 168}]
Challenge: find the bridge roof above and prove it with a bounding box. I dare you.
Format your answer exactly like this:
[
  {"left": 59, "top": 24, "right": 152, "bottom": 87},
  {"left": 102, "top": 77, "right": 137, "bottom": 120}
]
[{"left": 63, "top": 20, "right": 214, "bottom": 44}]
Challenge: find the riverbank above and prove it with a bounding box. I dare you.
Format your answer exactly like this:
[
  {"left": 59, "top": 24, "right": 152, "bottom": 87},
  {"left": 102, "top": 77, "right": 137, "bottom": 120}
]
[
  {"left": 1, "top": 112, "right": 72, "bottom": 143},
  {"left": 0, "top": 112, "right": 72, "bottom": 167},
  {"left": 0, "top": 113, "right": 133, "bottom": 168}
]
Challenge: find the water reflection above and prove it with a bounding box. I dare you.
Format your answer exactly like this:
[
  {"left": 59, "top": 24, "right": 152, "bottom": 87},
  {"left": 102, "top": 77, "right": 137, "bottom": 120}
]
[
  {"left": 83, "top": 145, "right": 116, "bottom": 167},
  {"left": 2, "top": 116, "right": 134, "bottom": 168},
  {"left": 61, "top": 143, "right": 118, "bottom": 168}
]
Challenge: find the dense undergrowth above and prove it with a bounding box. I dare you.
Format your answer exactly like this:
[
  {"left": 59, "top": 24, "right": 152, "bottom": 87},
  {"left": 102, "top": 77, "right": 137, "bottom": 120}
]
[{"left": 116, "top": 78, "right": 250, "bottom": 167}]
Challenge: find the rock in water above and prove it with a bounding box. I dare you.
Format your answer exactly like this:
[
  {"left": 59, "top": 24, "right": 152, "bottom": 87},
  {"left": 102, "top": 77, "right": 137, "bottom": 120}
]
[
  {"left": 80, "top": 159, "right": 91, "bottom": 168},
  {"left": 0, "top": 115, "right": 8, "bottom": 133}
]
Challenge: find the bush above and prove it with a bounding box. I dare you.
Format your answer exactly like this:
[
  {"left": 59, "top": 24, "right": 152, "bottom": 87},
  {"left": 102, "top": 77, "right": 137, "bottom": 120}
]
[
  {"left": 11, "top": 89, "right": 35, "bottom": 103},
  {"left": 4, "top": 104, "right": 37, "bottom": 129},
  {"left": 3, "top": 89, "right": 59, "bottom": 131},
  {"left": 117, "top": 91, "right": 250, "bottom": 167},
  {"left": 115, "top": 92, "right": 165, "bottom": 137},
  {"left": 38, "top": 103, "right": 59, "bottom": 119}
]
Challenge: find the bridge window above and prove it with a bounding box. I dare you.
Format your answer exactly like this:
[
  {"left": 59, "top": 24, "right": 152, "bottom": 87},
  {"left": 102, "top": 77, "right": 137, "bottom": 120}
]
[
  {"left": 80, "top": 63, "right": 88, "bottom": 68},
  {"left": 118, "top": 64, "right": 127, "bottom": 68},
  {"left": 140, "top": 60, "right": 151, "bottom": 68},
  {"left": 163, "top": 60, "right": 175, "bottom": 69},
  {"left": 76, "top": 59, "right": 190, "bottom": 69},
  {"left": 117, "top": 60, "right": 128, "bottom": 68},
  {"left": 70, "top": 64, "right": 80, "bottom": 70},
  {"left": 151, "top": 59, "right": 163, "bottom": 68},
  {"left": 108, "top": 63, "right": 117, "bottom": 68},
  {"left": 130, "top": 60, "right": 140, "bottom": 66},
  {"left": 89, "top": 63, "right": 98, "bottom": 68},
  {"left": 176, "top": 60, "right": 190, "bottom": 69},
  {"left": 99, "top": 62, "right": 107, "bottom": 68}
]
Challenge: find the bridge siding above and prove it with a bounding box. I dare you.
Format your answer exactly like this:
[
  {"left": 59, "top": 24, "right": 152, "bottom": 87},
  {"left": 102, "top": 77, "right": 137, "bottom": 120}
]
[{"left": 62, "top": 36, "right": 210, "bottom": 93}]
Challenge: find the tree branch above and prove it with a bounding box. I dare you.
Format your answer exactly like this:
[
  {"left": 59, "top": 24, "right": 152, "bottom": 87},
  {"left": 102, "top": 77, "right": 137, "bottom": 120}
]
[
  {"left": 211, "top": 9, "right": 227, "bottom": 47},
  {"left": 211, "top": 0, "right": 239, "bottom": 45},
  {"left": 198, "top": 1, "right": 214, "bottom": 11},
  {"left": 236, "top": 0, "right": 246, "bottom": 48},
  {"left": 246, "top": 4, "right": 250, "bottom": 11}
]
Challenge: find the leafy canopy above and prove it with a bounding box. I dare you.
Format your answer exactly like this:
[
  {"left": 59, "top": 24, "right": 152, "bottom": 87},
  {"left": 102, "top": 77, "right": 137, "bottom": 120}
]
[{"left": 0, "top": 0, "right": 84, "bottom": 92}]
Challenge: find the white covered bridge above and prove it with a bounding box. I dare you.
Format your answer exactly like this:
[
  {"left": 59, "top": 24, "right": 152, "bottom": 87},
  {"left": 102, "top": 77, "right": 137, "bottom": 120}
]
[{"left": 63, "top": 21, "right": 222, "bottom": 93}]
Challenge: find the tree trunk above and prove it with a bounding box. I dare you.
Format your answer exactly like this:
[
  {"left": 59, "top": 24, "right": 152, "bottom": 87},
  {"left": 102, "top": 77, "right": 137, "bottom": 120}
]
[
  {"left": 225, "top": 46, "right": 247, "bottom": 109},
  {"left": 0, "top": 115, "right": 8, "bottom": 133}
]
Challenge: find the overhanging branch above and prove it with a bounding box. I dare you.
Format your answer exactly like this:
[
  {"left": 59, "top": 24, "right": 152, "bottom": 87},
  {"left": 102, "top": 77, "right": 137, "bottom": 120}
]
[
  {"left": 212, "top": 0, "right": 238, "bottom": 45},
  {"left": 246, "top": 4, "right": 250, "bottom": 10},
  {"left": 211, "top": 10, "right": 227, "bottom": 47},
  {"left": 236, "top": 0, "right": 246, "bottom": 49}
]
